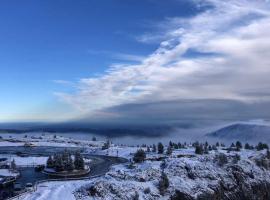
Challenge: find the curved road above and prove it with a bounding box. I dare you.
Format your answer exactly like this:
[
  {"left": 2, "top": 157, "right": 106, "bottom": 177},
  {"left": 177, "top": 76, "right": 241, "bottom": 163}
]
[{"left": 0, "top": 146, "right": 127, "bottom": 198}]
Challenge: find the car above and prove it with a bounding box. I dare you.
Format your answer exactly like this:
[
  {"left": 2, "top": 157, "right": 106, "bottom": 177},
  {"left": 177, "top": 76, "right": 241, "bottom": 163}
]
[
  {"left": 26, "top": 182, "right": 33, "bottom": 188},
  {"left": 14, "top": 182, "right": 22, "bottom": 191}
]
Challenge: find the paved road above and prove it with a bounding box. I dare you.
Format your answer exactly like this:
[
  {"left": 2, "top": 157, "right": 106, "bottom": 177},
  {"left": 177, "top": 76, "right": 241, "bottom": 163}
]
[{"left": 0, "top": 146, "right": 127, "bottom": 199}]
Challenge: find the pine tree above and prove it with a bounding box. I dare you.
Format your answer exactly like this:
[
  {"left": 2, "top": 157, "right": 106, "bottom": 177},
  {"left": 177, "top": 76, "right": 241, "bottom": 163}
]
[
  {"left": 147, "top": 146, "right": 150, "bottom": 152},
  {"left": 245, "top": 143, "right": 251, "bottom": 149},
  {"left": 74, "top": 151, "right": 85, "bottom": 170},
  {"left": 166, "top": 146, "right": 173, "bottom": 155},
  {"left": 152, "top": 144, "right": 157, "bottom": 153},
  {"left": 158, "top": 142, "right": 164, "bottom": 154},
  {"left": 67, "top": 154, "right": 74, "bottom": 171},
  {"left": 195, "top": 144, "right": 204, "bottom": 155},
  {"left": 169, "top": 141, "right": 173, "bottom": 147},
  {"left": 102, "top": 140, "right": 110, "bottom": 150},
  {"left": 54, "top": 154, "right": 64, "bottom": 172},
  {"left": 11, "top": 159, "right": 16, "bottom": 170},
  {"left": 236, "top": 141, "right": 242, "bottom": 150},
  {"left": 46, "top": 155, "right": 54, "bottom": 168},
  {"left": 92, "top": 136, "right": 97, "bottom": 141}
]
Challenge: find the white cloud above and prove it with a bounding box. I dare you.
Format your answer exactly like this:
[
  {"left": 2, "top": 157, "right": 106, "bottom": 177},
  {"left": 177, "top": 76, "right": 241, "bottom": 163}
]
[{"left": 56, "top": 0, "right": 270, "bottom": 118}]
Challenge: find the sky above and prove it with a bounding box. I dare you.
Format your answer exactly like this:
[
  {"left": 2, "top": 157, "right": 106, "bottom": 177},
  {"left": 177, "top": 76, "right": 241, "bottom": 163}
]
[{"left": 1, "top": 0, "right": 270, "bottom": 124}]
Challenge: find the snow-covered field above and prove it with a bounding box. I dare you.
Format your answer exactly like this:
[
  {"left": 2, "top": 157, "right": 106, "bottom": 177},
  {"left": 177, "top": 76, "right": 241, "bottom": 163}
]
[
  {"left": 14, "top": 145, "right": 270, "bottom": 200},
  {"left": 0, "top": 154, "right": 48, "bottom": 166},
  {"left": 20, "top": 180, "right": 91, "bottom": 200},
  {"left": 0, "top": 169, "right": 19, "bottom": 177},
  {"left": 1, "top": 133, "right": 270, "bottom": 200},
  {"left": 0, "top": 133, "right": 104, "bottom": 148}
]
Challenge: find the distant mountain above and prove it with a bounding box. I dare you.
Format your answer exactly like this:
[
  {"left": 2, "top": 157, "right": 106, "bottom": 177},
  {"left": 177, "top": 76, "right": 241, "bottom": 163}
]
[{"left": 207, "top": 123, "right": 270, "bottom": 143}]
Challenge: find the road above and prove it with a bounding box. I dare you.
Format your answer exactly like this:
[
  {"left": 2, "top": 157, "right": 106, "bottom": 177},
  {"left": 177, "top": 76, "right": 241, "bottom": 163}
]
[{"left": 0, "top": 146, "right": 127, "bottom": 199}]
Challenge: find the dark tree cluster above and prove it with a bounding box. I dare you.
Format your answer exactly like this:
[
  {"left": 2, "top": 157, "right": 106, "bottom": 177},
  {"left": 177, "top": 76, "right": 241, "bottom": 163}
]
[
  {"left": 133, "top": 149, "right": 146, "bottom": 163},
  {"left": 102, "top": 140, "right": 110, "bottom": 150},
  {"left": 193, "top": 141, "right": 217, "bottom": 155},
  {"left": 46, "top": 150, "right": 85, "bottom": 172},
  {"left": 256, "top": 142, "right": 269, "bottom": 151}
]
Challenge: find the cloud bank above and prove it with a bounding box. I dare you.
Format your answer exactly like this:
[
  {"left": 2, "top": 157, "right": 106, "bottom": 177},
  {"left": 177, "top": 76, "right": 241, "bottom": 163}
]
[{"left": 56, "top": 0, "right": 270, "bottom": 124}]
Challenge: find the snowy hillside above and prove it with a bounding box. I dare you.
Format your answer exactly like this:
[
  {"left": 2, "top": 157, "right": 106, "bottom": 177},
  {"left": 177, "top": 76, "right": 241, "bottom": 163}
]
[
  {"left": 207, "top": 123, "right": 270, "bottom": 143},
  {"left": 74, "top": 148, "right": 270, "bottom": 200}
]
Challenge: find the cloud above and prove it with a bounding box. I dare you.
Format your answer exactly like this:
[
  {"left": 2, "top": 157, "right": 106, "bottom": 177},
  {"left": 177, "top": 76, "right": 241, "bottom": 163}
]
[{"left": 56, "top": 0, "right": 270, "bottom": 122}]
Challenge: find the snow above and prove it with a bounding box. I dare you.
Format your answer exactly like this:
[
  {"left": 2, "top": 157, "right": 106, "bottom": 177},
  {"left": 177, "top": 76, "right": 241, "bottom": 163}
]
[
  {"left": 20, "top": 180, "right": 91, "bottom": 200},
  {"left": 0, "top": 154, "right": 48, "bottom": 166},
  {"left": 0, "top": 169, "right": 19, "bottom": 177},
  {"left": 0, "top": 134, "right": 105, "bottom": 148}
]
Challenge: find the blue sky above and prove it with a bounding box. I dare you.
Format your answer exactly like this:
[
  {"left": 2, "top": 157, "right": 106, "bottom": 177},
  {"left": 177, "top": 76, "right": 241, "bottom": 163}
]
[
  {"left": 1, "top": 0, "right": 270, "bottom": 123},
  {"left": 0, "top": 0, "right": 201, "bottom": 121}
]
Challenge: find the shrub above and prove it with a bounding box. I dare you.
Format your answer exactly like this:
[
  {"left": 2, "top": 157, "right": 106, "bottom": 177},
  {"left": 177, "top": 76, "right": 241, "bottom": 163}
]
[
  {"left": 215, "top": 153, "right": 228, "bottom": 166},
  {"left": 144, "top": 187, "right": 151, "bottom": 194},
  {"left": 133, "top": 191, "right": 139, "bottom": 200},
  {"left": 158, "top": 172, "right": 169, "bottom": 195},
  {"left": 133, "top": 149, "right": 146, "bottom": 163}
]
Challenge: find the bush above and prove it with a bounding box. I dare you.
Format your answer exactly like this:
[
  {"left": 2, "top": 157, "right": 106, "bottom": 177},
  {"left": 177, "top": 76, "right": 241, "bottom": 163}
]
[
  {"left": 133, "top": 191, "right": 139, "bottom": 200},
  {"left": 133, "top": 149, "right": 146, "bottom": 163},
  {"left": 158, "top": 172, "right": 169, "bottom": 195},
  {"left": 144, "top": 187, "right": 151, "bottom": 194},
  {"left": 215, "top": 153, "right": 228, "bottom": 166},
  {"left": 232, "top": 154, "right": 241, "bottom": 164}
]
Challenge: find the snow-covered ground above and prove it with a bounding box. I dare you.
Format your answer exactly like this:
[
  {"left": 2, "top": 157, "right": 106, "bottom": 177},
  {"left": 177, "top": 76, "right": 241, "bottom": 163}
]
[
  {"left": 0, "top": 154, "right": 48, "bottom": 166},
  {"left": 0, "top": 133, "right": 104, "bottom": 148},
  {"left": 19, "top": 180, "right": 92, "bottom": 200},
  {"left": 0, "top": 169, "right": 19, "bottom": 177},
  {"left": 15, "top": 145, "right": 270, "bottom": 200}
]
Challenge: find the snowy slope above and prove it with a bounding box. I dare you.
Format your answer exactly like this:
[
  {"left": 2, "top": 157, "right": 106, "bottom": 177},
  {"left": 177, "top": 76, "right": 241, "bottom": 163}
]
[{"left": 207, "top": 123, "right": 270, "bottom": 143}]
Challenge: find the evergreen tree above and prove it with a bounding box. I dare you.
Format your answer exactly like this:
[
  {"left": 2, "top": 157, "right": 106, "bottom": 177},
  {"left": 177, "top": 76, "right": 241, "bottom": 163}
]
[
  {"left": 152, "top": 144, "right": 157, "bottom": 153},
  {"left": 92, "top": 136, "right": 97, "bottom": 141},
  {"left": 74, "top": 151, "right": 85, "bottom": 170},
  {"left": 66, "top": 154, "right": 74, "bottom": 171},
  {"left": 158, "top": 142, "right": 164, "bottom": 154},
  {"left": 166, "top": 146, "right": 173, "bottom": 155},
  {"left": 231, "top": 143, "right": 235, "bottom": 148},
  {"left": 216, "top": 142, "right": 220, "bottom": 147},
  {"left": 256, "top": 142, "right": 269, "bottom": 151},
  {"left": 11, "top": 159, "right": 16, "bottom": 170},
  {"left": 245, "top": 143, "right": 251, "bottom": 150},
  {"left": 46, "top": 155, "right": 54, "bottom": 168},
  {"left": 169, "top": 141, "right": 173, "bottom": 147},
  {"left": 133, "top": 149, "right": 146, "bottom": 163},
  {"left": 54, "top": 154, "right": 64, "bottom": 172},
  {"left": 102, "top": 140, "right": 110, "bottom": 150},
  {"left": 147, "top": 146, "right": 150, "bottom": 152},
  {"left": 236, "top": 141, "right": 242, "bottom": 150},
  {"left": 195, "top": 144, "right": 204, "bottom": 155}
]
